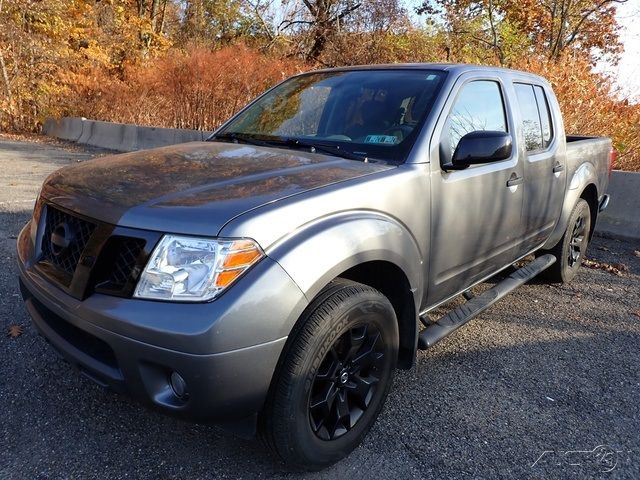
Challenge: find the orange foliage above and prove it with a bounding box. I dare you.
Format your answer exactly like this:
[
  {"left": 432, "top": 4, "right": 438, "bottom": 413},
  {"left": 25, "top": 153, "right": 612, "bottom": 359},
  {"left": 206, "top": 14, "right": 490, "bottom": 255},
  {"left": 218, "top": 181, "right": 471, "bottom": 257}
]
[{"left": 67, "top": 45, "right": 302, "bottom": 131}]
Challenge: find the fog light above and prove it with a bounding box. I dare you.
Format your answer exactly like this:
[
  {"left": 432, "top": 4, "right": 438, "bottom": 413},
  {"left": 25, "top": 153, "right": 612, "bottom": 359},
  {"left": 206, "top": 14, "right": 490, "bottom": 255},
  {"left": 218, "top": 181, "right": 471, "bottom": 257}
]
[{"left": 169, "top": 371, "right": 188, "bottom": 399}]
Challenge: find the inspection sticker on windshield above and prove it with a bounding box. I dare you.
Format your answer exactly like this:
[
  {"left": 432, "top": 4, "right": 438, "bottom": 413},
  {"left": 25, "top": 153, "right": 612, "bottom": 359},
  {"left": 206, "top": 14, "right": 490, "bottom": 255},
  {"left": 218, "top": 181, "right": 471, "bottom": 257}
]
[{"left": 364, "top": 135, "right": 397, "bottom": 144}]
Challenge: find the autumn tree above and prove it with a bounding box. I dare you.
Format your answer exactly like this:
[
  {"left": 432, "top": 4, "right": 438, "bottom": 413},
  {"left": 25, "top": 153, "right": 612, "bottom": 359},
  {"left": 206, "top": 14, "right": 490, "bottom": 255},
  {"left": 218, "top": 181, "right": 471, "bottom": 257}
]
[
  {"left": 252, "top": 0, "right": 409, "bottom": 63},
  {"left": 0, "top": 0, "right": 103, "bottom": 130},
  {"left": 179, "top": 0, "right": 264, "bottom": 44},
  {"left": 504, "top": 0, "right": 626, "bottom": 62},
  {"left": 417, "top": 0, "right": 627, "bottom": 64}
]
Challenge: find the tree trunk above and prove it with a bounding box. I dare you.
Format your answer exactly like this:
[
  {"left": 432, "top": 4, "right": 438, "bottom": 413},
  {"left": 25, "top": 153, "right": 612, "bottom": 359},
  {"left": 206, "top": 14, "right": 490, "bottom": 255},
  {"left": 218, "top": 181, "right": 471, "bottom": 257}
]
[
  {"left": 307, "top": 26, "right": 329, "bottom": 62},
  {"left": 158, "top": 0, "right": 168, "bottom": 34},
  {"left": 150, "top": 0, "right": 159, "bottom": 32},
  {"left": 0, "top": 50, "right": 17, "bottom": 130},
  {"left": 0, "top": 0, "right": 16, "bottom": 129}
]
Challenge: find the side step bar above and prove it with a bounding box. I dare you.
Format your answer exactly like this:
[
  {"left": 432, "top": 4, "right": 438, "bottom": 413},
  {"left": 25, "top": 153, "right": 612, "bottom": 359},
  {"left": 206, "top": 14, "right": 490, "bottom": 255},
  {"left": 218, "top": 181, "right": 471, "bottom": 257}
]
[{"left": 417, "top": 254, "right": 556, "bottom": 350}]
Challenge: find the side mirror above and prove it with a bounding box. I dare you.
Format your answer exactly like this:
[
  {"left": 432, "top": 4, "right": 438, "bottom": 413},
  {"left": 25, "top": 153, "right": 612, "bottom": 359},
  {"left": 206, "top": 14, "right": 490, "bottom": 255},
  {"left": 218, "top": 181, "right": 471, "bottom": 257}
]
[{"left": 444, "top": 130, "right": 513, "bottom": 170}]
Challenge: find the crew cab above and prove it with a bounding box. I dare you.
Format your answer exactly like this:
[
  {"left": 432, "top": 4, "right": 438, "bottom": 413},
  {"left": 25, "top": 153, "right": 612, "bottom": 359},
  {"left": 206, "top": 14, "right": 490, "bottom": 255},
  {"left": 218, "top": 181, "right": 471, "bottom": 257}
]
[{"left": 17, "top": 64, "right": 613, "bottom": 469}]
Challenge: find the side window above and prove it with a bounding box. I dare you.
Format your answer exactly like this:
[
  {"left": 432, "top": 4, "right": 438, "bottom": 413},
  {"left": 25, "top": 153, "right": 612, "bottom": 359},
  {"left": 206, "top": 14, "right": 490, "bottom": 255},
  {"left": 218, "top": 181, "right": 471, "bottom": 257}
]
[
  {"left": 514, "top": 83, "right": 543, "bottom": 152},
  {"left": 446, "top": 80, "right": 507, "bottom": 158},
  {"left": 534, "top": 86, "right": 554, "bottom": 148}
]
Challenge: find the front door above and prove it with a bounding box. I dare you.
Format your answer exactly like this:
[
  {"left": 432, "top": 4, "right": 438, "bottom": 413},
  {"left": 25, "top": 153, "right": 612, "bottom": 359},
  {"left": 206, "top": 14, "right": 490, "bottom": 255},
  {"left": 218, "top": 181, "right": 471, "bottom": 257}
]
[{"left": 427, "top": 76, "right": 524, "bottom": 306}]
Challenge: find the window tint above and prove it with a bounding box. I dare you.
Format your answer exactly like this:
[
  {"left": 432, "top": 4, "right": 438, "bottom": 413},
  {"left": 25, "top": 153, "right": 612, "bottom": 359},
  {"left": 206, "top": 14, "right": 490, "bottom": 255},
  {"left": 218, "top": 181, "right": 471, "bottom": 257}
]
[
  {"left": 446, "top": 81, "right": 507, "bottom": 157},
  {"left": 514, "top": 83, "right": 543, "bottom": 151},
  {"left": 222, "top": 70, "right": 446, "bottom": 162},
  {"left": 534, "top": 85, "right": 553, "bottom": 148}
]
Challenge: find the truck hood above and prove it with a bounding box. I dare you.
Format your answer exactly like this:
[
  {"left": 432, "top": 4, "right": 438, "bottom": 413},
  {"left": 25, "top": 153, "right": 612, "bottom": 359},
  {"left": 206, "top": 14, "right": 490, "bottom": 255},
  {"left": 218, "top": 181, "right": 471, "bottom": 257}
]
[{"left": 41, "top": 141, "right": 393, "bottom": 236}]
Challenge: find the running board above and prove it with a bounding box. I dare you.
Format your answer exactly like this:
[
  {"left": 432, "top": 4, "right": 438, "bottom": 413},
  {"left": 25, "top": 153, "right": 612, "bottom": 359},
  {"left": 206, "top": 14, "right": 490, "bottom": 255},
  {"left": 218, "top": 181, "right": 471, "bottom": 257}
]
[{"left": 417, "top": 254, "right": 556, "bottom": 350}]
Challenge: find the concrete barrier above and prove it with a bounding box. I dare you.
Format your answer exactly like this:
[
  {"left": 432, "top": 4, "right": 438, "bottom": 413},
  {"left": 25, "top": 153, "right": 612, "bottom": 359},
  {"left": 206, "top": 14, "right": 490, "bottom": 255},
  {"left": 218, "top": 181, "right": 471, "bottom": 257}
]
[
  {"left": 43, "top": 117, "right": 211, "bottom": 152},
  {"left": 121, "top": 124, "right": 138, "bottom": 151},
  {"left": 85, "top": 120, "right": 127, "bottom": 150},
  {"left": 77, "top": 118, "right": 93, "bottom": 144},
  {"left": 42, "top": 117, "right": 61, "bottom": 137},
  {"left": 597, "top": 171, "right": 640, "bottom": 240},
  {"left": 43, "top": 117, "right": 85, "bottom": 141}
]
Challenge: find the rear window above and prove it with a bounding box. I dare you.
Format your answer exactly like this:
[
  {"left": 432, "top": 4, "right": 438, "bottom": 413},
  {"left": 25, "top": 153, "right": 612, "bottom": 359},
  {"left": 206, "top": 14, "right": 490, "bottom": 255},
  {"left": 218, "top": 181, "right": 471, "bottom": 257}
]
[
  {"left": 514, "top": 83, "right": 554, "bottom": 152},
  {"left": 534, "top": 85, "right": 554, "bottom": 148}
]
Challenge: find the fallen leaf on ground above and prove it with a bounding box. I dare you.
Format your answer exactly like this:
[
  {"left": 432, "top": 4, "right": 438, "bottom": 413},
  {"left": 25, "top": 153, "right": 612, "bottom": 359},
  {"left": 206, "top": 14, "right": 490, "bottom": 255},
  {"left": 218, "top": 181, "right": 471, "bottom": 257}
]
[
  {"left": 7, "top": 325, "right": 23, "bottom": 338},
  {"left": 634, "top": 250, "right": 640, "bottom": 258},
  {"left": 583, "top": 259, "right": 628, "bottom": 275}
]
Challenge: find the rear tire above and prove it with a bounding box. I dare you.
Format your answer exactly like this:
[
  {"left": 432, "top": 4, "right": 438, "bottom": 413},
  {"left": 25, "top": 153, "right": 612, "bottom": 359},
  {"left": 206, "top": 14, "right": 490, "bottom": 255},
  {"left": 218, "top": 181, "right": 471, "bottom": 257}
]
[
  {"left": 259, "top": 279, "right": 398, "bottom": 470},
  {"left": 539, "top": 199, "right": 591, "bottom": 283}
]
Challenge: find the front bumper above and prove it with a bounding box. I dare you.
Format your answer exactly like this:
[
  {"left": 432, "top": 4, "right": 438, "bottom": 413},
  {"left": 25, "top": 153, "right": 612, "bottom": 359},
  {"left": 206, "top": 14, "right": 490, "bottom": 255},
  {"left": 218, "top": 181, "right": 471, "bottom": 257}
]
[{"left": 17, "top": 222, "right": 308, "bottom": 431}]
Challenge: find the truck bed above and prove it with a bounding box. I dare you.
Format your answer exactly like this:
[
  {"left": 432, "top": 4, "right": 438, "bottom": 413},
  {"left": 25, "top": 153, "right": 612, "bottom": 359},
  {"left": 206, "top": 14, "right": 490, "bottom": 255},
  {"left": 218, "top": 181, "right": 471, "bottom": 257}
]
[{"left": 565, "top": 134, "right": 611, "bottom": 196}]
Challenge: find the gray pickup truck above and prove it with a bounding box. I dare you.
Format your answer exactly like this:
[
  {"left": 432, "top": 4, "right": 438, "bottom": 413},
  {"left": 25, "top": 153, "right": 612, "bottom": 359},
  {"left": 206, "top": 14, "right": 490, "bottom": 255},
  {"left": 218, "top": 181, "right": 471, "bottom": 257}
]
[{"left": 18, "top": 64, "right": 614, "bottom": 469}]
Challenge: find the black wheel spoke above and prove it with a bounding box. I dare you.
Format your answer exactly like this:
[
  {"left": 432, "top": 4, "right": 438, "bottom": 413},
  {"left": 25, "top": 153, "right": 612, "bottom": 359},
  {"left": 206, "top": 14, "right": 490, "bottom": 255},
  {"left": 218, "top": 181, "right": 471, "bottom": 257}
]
[
  {"left": 315, "top": 349, "right": 341, "bottom": 381},
  {"left": 308, "top": 322, "right": 386, "bottom": 441},
  {"left": 345, "top": 374, "right": 378, "bottom": 409},
  {"left": 310, "top": 383, "right": 338, "bottom": 422},
  {"left": 335, "top": 391, "right": 350, "bottom": 424},
  {"left": 344, "top": 325, "right": 367, "bottom": 363},
  {"left": 351, "top": 331, "right": 382, "bottom": 372}
]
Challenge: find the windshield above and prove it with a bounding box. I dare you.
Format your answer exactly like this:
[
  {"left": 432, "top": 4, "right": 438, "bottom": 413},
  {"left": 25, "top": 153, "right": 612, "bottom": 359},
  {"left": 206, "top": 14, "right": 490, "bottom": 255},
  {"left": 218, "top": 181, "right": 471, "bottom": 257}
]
[{"left": 214, "top": 69, "right": 447, "bottom": 162}]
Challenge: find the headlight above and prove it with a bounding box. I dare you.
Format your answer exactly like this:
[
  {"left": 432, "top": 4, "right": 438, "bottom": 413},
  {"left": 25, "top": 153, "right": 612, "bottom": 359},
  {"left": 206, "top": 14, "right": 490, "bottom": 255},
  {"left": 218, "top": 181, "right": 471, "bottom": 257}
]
[{"left": 133, "top": 235, "right": 264, "bottom": 302}]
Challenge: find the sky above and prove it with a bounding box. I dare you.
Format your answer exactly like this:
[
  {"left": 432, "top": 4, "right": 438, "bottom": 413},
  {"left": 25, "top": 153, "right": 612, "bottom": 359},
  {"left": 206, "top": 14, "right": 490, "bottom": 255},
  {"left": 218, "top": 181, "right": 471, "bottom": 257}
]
[{"left": 604, "top": 0, "right": 640, "bottom": 101}]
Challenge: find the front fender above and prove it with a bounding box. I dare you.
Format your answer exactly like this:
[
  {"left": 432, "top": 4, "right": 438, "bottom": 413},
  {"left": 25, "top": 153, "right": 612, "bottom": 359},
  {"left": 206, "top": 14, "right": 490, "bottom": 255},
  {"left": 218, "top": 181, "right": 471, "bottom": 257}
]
[
  {"left": 266, "top": 210, "right": 423, "bottom": 310},
  {"left": 543, "top": 162, "right": 597, "bottom": 249}
]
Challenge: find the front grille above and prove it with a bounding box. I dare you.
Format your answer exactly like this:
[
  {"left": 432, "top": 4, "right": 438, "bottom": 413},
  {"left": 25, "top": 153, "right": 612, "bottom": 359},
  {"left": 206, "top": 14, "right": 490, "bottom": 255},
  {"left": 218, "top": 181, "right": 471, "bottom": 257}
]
[
  {"left": 40, "top": 206, "right": 96, "bottom": 282},
  {"left": 110, "top": 237, "right": 146, "bottom": 287},
  {"left": 36, "top": 204, "right": 156, "bottom": 298},
  {"left": 93, "top": 236, "right": 146, "bottom": 294}
]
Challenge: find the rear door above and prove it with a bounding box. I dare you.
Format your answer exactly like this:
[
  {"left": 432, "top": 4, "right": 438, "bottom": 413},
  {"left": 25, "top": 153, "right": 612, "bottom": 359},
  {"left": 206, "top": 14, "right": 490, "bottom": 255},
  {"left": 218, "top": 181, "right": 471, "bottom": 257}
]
[
  {"left": 427, "top": 74, "right": 525, "bottom": 306},
  {"left": 512, "top": 83, "right": 566, "bottom": 252}
]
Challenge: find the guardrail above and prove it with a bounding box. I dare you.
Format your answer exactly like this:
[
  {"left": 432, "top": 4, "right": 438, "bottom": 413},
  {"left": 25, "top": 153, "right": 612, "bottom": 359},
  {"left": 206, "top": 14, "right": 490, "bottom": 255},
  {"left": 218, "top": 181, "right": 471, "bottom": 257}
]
[
  {"left": 42, "top": 117, "right": 639, "bottom": 239},
  {"left": 43, "top": 117, "right": 211, "bottom": 151}
]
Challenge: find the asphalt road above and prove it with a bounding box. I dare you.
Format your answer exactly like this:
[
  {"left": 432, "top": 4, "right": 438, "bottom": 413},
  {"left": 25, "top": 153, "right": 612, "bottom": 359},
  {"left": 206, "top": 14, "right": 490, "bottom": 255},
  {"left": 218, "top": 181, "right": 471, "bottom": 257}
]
[{"left": 1, "top": 135, "right": 639, "bottom": 479}]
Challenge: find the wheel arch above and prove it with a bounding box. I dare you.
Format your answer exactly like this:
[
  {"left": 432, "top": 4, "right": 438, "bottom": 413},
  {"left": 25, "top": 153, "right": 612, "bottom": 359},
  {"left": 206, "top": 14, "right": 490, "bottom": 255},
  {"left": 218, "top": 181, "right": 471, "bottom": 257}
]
[
  {"left": 338, "top": 261, "right": 417, "bottom": 370},
  {"left": 579, "top": 183, "right": 598, "bottom": 240},
  {"left": 543, "top": 160, "right": 599, "bottom": 250},
  {"left": 267, "top": 212, "right": 423, "bottom": 371}
]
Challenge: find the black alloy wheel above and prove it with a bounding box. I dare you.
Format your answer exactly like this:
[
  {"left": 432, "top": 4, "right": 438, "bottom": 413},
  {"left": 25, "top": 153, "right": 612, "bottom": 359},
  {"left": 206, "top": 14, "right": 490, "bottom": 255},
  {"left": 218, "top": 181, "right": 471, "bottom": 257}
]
[
  {"left": 538, "top": 198, "right": 592, "bottom": 283},
  {"left": 568, "top": 213, "right": 588, "bottom": 268},
  {"left": 308, "top": 323, "right": 385, "bottom": 440}
]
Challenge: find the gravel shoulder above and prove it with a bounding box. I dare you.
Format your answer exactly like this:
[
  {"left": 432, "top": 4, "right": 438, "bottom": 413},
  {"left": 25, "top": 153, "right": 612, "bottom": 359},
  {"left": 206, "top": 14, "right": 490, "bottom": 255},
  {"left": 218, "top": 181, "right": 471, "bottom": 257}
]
[{"left": 1, "top": 135, "right": 638, "bottom": 479}]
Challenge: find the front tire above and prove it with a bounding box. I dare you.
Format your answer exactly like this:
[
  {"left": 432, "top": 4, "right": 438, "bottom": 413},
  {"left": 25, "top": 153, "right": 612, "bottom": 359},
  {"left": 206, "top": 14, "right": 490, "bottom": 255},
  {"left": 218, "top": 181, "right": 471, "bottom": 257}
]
[
  {"left": 539, "top": 198, "right": 592, "bottom": 283},
  {"left": 259, "top": 279, "right": 398, "bottom": 470}
]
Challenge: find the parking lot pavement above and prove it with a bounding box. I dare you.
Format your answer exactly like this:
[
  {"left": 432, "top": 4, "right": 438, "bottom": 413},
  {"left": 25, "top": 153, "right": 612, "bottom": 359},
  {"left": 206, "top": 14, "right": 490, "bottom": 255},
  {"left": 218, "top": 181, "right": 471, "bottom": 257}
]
[{"left": 1, "top": 135, "right": 639, "bottom": 479}]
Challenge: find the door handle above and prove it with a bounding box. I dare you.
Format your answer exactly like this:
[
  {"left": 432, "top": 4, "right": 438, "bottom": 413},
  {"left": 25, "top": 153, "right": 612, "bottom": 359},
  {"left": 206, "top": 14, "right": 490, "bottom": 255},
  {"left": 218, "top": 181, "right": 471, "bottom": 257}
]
[
  {"left": 553, "top": 162, "right": 564, "bottom": 173},
  {"left": 506, "top": 173, "right": 523, "bottom": 187}
]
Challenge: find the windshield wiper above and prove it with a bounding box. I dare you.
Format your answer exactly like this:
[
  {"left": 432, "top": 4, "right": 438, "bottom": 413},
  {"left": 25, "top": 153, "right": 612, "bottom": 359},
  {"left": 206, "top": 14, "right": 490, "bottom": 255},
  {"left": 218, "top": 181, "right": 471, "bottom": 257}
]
[
  {"left": 212, "top": 132, "right": 274, "bottom": 148},
  {"left": 280, "top": 138, "right": 369, "bottom": 162},
  {"left": 214, "top": 133, "right": 370, "bottom": 162}
]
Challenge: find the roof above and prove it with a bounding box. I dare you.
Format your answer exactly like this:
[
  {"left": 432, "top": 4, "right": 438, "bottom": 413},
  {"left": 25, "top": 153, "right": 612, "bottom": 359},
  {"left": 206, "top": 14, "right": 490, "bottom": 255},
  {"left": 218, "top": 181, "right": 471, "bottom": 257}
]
[{"left": 307, "top": 63, "right": 548, "bottom": 83}]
